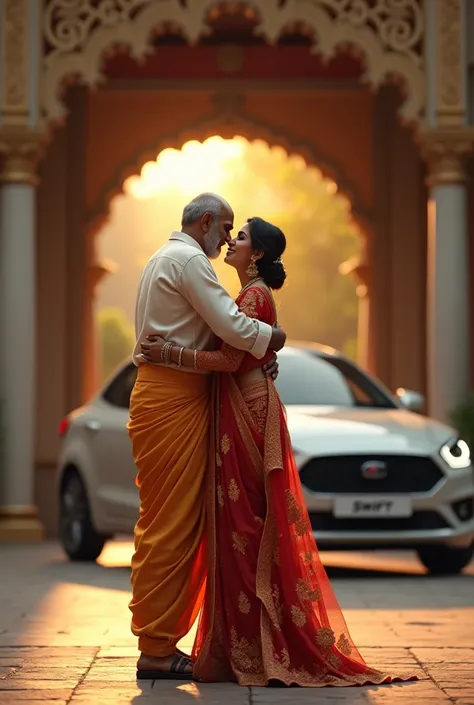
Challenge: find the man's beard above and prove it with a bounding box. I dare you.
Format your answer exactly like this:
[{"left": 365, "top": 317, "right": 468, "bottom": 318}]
[{"left": 203, "top": 222, "right": 221, "bottom": 259}]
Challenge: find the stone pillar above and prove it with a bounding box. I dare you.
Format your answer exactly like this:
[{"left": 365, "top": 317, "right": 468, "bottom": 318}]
[
  {"left": 0, "top": 130, "right": 46, "bottom": 540},
  {"left": 420, "top": 0, "right": 473, "bottom": 420},
  {"left": 339, "top": 256, "right": 371, "bottom": 370},
  {"left": 420, "top": 128, "right": 474, "bottom": 421}
]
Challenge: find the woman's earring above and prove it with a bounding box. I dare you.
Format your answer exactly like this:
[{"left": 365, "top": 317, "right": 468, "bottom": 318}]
[{"left": 246, "top": 256, "right": 259, "bottom": 277}]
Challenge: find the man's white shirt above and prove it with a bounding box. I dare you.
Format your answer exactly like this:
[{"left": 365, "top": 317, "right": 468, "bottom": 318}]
[{"left": 133, "top": 231, "right": 272, "bottom": 371}]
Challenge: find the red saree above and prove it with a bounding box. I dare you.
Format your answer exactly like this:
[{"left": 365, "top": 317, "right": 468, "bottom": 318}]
[{"left": 192, "top": 284, "right": 417, "bottom": 687}]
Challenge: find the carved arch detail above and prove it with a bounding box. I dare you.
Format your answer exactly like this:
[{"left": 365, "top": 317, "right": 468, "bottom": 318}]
[{"left": 42, "top": 0, "right": 425, "bottom": 124}]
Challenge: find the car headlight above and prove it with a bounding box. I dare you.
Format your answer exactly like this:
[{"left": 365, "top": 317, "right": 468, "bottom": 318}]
[{"left": 440, "top": 438, "right": 471, "bottom": 469}]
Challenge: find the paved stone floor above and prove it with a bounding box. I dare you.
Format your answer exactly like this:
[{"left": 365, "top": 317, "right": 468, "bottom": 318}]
[{"left": 0, "top": 541, "right": 473, "bottom": 704}]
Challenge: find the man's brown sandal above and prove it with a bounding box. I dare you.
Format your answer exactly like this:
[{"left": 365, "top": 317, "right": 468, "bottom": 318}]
[{"left": 136, "top": 654, "right": 193, "bottom": 680}]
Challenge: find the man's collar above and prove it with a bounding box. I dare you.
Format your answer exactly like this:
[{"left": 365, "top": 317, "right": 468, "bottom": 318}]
[{"left": 170, "top": 230, "right": 203, "bottom": 251}]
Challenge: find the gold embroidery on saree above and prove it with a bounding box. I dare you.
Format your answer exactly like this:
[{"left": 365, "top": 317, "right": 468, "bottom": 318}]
[
  {"left": 291, "top": 605, "right": 307, "bottom": 628},
  {"left": 285, "top": 489, "right": 310, "bottom": 537},
  {"left": 217, "top": 483, "right": 224, "bottom": 508},
  {"left": 295, "top": 515, "right": 309, "bottom": 537},
  {"left": 232, "top": 532, "right": 248, "bottom": 555},
  {"left": 296, "top": 577, "right": 321, "bottom": 603},
  {"left": 238, "top": 591, "right": 251, "bottom": 614},
  {"left": 285, "top": 489, "right": 303, "bottom": 523},
  {"left": 194, "top": 313, "right": 418, "bottom": 689},
  {"left": 280, "top": 648, "right": 290, "bottom": 669},
  {"left": 263, "top": 382, "right": 284, "bottom": 474},
  {"left": 230, "top": 627, "right": 263, "bottom": 674},
  {"left": 315, "top": 627, "right": 336, "bottom": 648},
  {"left": 327, "top": 651, "right": 343, "bottom": 670},
  {"left": 239, "top": 289, "right": 264, "bottom": 318},
  {"left": 221, "top": 433, "right": 231, "bottom": 455},
  {"left": 271, "top": 584, "right": 283, "bottom": 628},
  {"left": 336, "top": 633, "right": 352, "bottom": 656},
  {"left": 228, "top": 478, "right": 241, "bottom": 502},
  {"left": 241, "top": 385, "right": 268, "bottom": 436},
  {"left": 269, "top": 646, "right": 329, "bottom": 686}
]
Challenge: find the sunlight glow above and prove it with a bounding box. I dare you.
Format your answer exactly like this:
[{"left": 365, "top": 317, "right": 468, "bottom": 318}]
[
  {"left": 97, "top": 135, "right": 363, "bottom": 377},
  {"left": 177, "top": 683, "right": 201, "bottom": 697},
  {"left": 124, "top": 136, "right": 247, "bottom": 200}
]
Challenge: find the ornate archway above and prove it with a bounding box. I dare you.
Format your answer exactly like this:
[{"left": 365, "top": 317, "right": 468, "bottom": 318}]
[
  {"left": 86, "top": 114, "right": 372, "bottom": 236},
  {"left": 42, "top": 0, "right": 425, "bottom": 125},
  {"left": 37, "top": 0, "right": 427, "bottom": 421},
  {"left": 91, "top": 131, "right": 369, "bottom": 391}
]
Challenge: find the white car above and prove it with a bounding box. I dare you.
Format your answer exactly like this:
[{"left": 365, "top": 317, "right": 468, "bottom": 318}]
[{"left": 57, "top": 343, "right": 474, "bottom": 574}]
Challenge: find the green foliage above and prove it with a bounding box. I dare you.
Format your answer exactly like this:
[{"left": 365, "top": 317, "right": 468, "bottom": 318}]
[
  {"left": 97, "top": 307, "right": 135, "bottom": 383},
  {"left": 449, "top": 393, "right": 474, "bottom": 448}
]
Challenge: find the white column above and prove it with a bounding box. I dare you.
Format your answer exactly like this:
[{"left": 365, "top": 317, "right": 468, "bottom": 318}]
[
  {"left": 0, "top": 0, "right": 45, "bottom": 539},
  {"left": 0, "top": 138, "right": 44, "bottom": 541},
  {"left": 421, "top": 0, "right": 473, "bottom": 421},
  {"left": 427, "top": 181, "right": 469, "bottom": 422}
]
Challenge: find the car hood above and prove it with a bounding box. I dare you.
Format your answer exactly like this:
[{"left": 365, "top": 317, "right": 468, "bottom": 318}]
[{"left": 285, "top": 406, "right": 456, "bottom": 457}]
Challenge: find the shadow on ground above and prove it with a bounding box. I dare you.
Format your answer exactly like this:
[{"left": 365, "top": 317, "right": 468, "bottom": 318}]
[{"left": 35, "top": 543, "right": 474, "bottom": 613}]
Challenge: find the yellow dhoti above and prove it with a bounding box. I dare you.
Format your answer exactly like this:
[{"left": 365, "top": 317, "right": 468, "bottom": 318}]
[{"left": 128, "top": 364, "right": 210, "bottom": 657}]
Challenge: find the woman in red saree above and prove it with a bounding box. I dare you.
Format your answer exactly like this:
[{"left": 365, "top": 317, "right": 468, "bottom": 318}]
[{"left": 141, "top": 217, "right": 417, "bottom": 688}]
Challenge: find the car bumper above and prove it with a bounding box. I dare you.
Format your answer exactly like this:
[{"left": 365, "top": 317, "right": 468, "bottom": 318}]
[
  {"left": 310, "top": 523, "right": 474, "bottom": 550},
  {"left": 301, "top": 462, "right": 474, "bottom": 550}
]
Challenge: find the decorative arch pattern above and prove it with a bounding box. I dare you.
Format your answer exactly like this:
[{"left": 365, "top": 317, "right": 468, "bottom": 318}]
[
  {"left": 42, "top": 0, "right": 424, "bottom": 124},
  {"left": 86, "top": 113, "right": 372, "bottom": 238}
]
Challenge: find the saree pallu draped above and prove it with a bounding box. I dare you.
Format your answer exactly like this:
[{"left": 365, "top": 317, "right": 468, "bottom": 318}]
[
  {"left": 192, "top": 372, "right": 417, "bottom": 687},
  {"left": 128, "top": 364, "right": 210, "bottom": 657}
]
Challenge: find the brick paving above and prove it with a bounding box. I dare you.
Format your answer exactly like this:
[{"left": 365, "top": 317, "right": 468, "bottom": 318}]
[{"left": 0, "top": 541, "right": 473, "bottom": 704}]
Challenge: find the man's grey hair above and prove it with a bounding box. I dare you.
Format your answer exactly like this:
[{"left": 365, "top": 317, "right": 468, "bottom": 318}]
[{"left": 181, "top": 192, "right": 228, "bottom": 226}]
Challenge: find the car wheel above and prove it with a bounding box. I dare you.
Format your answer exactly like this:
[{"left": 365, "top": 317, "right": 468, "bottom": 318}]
[
  {"left": 417, "top": 543, "right": 474, "bottom": 575},
  {"left": 59, "top": 470, "right": 107, "bottom": 561}
]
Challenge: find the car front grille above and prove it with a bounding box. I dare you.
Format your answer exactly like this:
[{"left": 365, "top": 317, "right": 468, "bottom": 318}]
[
  {"left": 308, "top": 511, "right": 449, "bottom": 532},
  {"left": 299, "top": 455, "right": 444, "bottom": 494}
]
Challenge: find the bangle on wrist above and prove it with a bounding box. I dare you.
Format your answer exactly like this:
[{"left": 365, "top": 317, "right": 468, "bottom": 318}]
[
  {"left": 177, "top": 347, "right": 184, "bottom": 367},
  {"left": 159, "top": 343, "right": 167, "bottom": 364},
  {"left": 167, "top": 343, "right": 175, "bottom": 365},
  {"left": 193, "top": 349, "right": 197, "bottom": 369},
  {"left": 162, "top": 341, "right": 174, "bottom": 365}
]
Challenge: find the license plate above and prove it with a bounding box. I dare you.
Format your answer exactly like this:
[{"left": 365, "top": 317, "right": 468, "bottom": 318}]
[{"left": 333, "top": 496, "right": 412, "bottom": 518}]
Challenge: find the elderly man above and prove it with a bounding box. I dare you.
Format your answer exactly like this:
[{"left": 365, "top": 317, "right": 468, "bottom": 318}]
[{"left": 128, "top": 193, "right": 286, "bottom": 680}]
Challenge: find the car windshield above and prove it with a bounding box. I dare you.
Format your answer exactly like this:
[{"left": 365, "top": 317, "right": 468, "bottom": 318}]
[
  {"left": 274, "top": 348, "right": 396, "bottom": 408},
  {"left": 103, "top": 348, "right": 396, "bottom": 410}
]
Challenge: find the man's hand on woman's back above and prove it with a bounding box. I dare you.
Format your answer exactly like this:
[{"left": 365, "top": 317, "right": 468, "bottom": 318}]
[{"left": 270, "top": 323, "right": 286, "bottom": 352}]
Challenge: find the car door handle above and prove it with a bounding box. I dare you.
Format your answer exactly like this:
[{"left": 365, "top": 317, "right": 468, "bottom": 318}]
[{"left": 85, "top": 419, "right": 101, "bottom": 432}]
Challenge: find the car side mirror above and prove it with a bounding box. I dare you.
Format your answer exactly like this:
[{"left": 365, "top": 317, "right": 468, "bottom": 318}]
[{"left": 396, "top": 387, "right": 425, "bottom": 413}]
